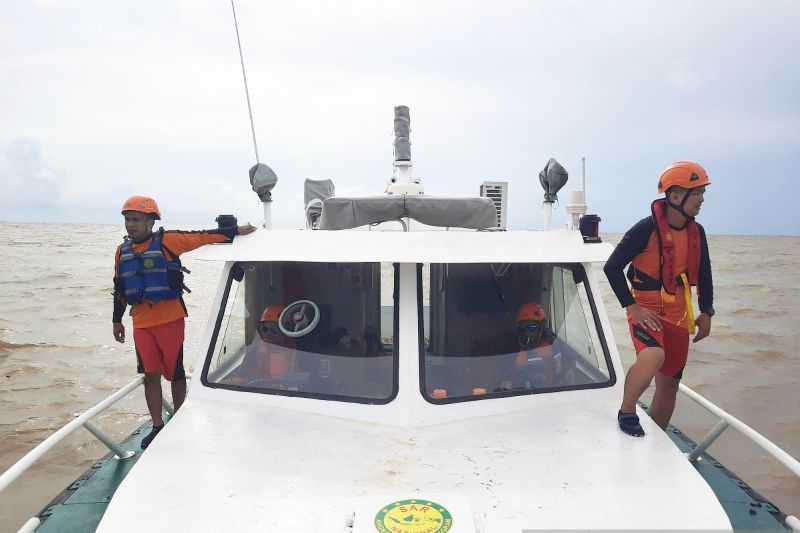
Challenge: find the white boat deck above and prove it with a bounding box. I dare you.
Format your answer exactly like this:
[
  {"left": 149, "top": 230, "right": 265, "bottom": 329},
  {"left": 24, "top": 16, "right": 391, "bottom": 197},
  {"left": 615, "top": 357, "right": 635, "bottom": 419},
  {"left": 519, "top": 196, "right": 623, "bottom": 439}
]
[{"left": 97, "top": 392, "right": 731, "bottom": 532}]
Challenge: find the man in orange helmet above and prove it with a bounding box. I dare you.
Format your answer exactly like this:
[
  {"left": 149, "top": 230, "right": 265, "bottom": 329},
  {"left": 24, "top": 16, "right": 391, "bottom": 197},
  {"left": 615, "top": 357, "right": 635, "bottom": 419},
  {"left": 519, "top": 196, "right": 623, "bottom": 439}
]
[
  {"left": 112, "top": 195, "right": 256, "bottom": 449},
  {"left": 604, "top": 162, "right": 715, "bottom": 437},
  {"left": 248, "top": 304, "right": 296, "bottom": 381},
  {"left": 511, "top": 303, "right": 559, "bottom": 388}
]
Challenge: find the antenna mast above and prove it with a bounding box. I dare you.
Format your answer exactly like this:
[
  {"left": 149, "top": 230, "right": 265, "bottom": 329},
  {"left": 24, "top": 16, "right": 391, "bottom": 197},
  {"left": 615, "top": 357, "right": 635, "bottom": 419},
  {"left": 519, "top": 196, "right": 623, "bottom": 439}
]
[
  {"left": 230, "top": 0, "right": 278, "bottom": 228},
  {"left": 385, "top": 106, "right": 424, "bottom": 195},
  {"left": 230, "top": 0, "right": 260, "bottom": 164}
]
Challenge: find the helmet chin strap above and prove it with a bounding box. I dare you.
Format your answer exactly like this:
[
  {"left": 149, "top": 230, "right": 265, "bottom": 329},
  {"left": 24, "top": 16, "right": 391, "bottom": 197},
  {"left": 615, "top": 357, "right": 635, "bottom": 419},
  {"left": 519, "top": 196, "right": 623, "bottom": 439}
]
[
  {"left": 519, "top": 332, "right": 543, "bottom": 349},
  {"left": 666, "top": 192, "right": 694, "bottom": 228},
  {"left": 132, "top": 229, "right": 154, "bottom": 244}
]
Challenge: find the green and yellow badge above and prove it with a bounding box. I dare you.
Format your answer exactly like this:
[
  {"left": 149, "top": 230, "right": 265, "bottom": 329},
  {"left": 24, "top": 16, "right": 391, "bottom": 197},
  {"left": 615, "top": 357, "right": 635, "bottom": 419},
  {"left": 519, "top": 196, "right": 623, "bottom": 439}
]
[
  {"left": 143, "top": 258, "right": 155, "bottom": 269},
  {"left": 374, "top": 499, "right": 453, "bottom": 533}
]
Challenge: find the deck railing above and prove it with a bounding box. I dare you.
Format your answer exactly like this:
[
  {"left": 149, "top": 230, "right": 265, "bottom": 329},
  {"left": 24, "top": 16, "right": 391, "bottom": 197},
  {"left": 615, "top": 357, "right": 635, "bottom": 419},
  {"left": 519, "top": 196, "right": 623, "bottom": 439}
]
[
  {"left": 0, "top": 375, "right": 177, "bottom": 533},
  {"left": 0, "top": 376, "right": 148, "bottom": 495},
  {"left": 679, "top": 383, "right": 800, "bottom": 531},
  {"left": 2, "top": 377, "right": 798, "bottom": 532}
]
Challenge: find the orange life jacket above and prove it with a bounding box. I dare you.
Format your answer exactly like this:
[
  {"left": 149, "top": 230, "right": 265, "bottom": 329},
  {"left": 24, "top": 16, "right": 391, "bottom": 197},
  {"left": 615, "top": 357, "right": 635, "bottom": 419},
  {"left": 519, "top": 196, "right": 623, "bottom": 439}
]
[{"left": 651, "top": 198, "right": 701, "bottom": 295}]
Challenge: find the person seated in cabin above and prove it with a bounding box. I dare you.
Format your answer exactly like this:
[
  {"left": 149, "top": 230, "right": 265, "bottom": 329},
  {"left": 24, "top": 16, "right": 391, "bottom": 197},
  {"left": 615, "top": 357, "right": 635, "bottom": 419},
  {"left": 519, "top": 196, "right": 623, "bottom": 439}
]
[
  {"left": 362, "top": 325, "right": 389, "bottom": 393},
  {"left": 501, "top": 303, "right": 561, "bottom": 389},
  {"left": 332, "top": 327, "right": 364, "bottom": 357},
  {"left": 229, "top": 304, "right": 297, "bottom": 386},
  {"left": 362, "top": 325, "right": 381, "bottom": 357}
]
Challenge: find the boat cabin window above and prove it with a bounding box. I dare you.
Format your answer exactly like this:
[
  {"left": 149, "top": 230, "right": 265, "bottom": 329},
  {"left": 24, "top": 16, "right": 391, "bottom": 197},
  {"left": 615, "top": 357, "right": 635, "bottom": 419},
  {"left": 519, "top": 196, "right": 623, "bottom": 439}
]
[
  {"left": 420, "top": 263, "right": 614, "bottom": 403},
  {"left": 202, "top": 262, "right": 397, "bottom": 404}
]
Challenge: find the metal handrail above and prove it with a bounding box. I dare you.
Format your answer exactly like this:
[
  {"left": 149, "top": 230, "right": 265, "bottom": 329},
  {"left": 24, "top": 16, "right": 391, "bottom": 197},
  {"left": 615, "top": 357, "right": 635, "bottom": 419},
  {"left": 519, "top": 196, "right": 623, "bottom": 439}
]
[
  {"left": 678, "top": 382, "right": 800, "bottom": 530},
  {"left": 2, "top": 376, "right": 797, "bottom": 530},
  {"left": 679, "top": 383, "right": 800, "bottom": 476},
  {"left": 0, "top": 376, "right": 144, "bottom": 494}
]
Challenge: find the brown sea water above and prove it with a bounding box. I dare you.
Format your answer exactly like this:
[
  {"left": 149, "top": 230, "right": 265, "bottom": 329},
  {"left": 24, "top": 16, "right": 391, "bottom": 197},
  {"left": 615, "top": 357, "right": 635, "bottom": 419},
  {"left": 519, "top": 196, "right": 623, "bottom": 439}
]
[{"left": 0, "top": 223, "right": 798, "bottom": 529}]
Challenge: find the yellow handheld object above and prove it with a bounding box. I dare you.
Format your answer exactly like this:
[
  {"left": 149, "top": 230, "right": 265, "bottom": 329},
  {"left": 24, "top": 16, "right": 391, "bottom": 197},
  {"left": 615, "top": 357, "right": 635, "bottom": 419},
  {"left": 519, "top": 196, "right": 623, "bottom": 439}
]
[{"left": 680, "top": 273, "right": 696, "bottom": 334}]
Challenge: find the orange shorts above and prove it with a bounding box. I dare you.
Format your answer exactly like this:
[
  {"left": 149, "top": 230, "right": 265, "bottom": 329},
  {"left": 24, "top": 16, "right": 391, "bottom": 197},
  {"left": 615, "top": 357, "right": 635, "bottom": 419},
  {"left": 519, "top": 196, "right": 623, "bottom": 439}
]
[
  {"left": 627, "top": 315, "right": 689, "bottom": 380},
  {"left": 133, "top": 318, "right": 186, "bottom": 381}
]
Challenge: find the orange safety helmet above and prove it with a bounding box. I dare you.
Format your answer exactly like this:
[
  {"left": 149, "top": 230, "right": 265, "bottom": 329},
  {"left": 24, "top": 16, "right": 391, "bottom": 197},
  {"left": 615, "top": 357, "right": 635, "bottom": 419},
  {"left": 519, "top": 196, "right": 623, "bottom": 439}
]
[
  {"left": 657, "top": 161, "right": 711, "bottom": 194},
  {"left": 516, "top": 303, "right": 546, "bottom": 323},
  {"left": 260, "top": 304, "right": 285, "bottom": 323},
  {"left": 121, "top": 196, "right": 161, "bottom": 220}
]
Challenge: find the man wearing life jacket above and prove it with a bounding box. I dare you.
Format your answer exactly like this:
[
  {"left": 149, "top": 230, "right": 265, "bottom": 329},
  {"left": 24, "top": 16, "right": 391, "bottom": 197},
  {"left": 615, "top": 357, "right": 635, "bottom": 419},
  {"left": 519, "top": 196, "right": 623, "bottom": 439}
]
[
  {"left": 512, "top": 303, "right": 559, "bottom": 388},
  {"left": 112, "top": 195, "right": 255, "bottom": 449},
  {"left": 604, "top": 162, "right": 714, "bottom": 437},
  {"left": 246, "top": 304, "right": 296, "bottom": 381}
]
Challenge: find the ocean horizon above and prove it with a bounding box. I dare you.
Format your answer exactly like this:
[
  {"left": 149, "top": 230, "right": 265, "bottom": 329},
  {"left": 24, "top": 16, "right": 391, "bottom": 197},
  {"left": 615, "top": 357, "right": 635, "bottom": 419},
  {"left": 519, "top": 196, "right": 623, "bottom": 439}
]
[{"left": 1, "top": 222, "right": 798, "bottom": 529}]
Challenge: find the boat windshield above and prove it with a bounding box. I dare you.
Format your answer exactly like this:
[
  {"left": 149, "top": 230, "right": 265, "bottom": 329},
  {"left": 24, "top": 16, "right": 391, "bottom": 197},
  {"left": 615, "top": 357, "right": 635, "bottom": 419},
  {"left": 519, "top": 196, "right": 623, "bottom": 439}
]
[
  {"left": 202, "top": 262, "right": 397, "bottom": 403},
  {"left": 420, "top": 263, "right": 614, "bottom": 402}
]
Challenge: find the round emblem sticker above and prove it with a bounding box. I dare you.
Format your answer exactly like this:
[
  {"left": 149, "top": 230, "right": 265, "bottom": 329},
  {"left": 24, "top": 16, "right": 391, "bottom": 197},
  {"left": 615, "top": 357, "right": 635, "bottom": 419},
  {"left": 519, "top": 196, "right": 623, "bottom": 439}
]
[
  {"left": 374, "top": 499, "right": 453, "bottom": 533},
  {"left": 143, "top": 258, "right": 155, "bottom": 269}
]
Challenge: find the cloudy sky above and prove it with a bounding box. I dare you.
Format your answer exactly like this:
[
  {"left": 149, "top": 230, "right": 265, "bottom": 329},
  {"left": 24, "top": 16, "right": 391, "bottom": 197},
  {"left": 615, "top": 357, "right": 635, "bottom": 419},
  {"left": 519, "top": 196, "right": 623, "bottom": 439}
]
[{"left": 2, "top": 1, "right": 798, "bottom": 234}]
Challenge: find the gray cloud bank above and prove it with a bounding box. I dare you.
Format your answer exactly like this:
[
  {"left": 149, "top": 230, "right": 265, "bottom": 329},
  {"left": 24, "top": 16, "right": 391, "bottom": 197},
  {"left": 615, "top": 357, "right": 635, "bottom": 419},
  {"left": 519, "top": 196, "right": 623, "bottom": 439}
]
[
  {"left": 1, "top": 1, "right": 798, "bottom": 235},
  {"left": 0, "top": 139, "right": 63, "bottom": 219}
]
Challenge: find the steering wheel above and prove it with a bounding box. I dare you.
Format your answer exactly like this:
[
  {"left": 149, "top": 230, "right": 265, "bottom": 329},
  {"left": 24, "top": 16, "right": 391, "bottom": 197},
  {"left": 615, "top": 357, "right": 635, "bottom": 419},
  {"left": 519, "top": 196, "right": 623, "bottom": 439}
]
[{"left": 279, "top": 299, "right": 320, "bottom": 338}]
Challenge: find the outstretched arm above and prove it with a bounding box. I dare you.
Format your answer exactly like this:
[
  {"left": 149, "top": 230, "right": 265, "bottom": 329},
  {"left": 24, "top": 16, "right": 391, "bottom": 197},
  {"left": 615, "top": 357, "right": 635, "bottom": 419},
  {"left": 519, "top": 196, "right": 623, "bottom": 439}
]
[
  {"left": 237, "top": 223, "right": 256, "bottom": 236},
  {"left": 161, "top": 223, "right": 257, "bottom": 256}
]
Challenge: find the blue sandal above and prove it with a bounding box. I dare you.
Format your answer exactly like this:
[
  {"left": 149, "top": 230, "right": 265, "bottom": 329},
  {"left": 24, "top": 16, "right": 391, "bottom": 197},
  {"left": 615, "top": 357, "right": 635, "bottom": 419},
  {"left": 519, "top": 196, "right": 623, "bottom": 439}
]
[
  {"left": 618, "top": 410, "right": 645, "bottom": 437},
  {"left": 141, "top": 424, "right": 164, "bottom": 449}
]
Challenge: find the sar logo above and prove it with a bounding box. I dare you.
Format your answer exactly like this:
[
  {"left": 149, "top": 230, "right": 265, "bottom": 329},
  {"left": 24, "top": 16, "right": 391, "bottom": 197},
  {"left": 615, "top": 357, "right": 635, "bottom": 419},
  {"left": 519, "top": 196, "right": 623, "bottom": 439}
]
[
  {"left": 143, "top": 258, "right": 155, "bottom": 269},
  {"left": 374, "top": 499, "right": 452, "bottom": 533}
]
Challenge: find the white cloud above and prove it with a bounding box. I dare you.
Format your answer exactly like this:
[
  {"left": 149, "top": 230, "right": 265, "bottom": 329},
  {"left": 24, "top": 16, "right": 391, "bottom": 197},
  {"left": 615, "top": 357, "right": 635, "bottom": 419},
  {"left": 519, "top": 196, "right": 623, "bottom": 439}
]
[{"left": 0, "top": 138, "right": 63, "bottom": 208}]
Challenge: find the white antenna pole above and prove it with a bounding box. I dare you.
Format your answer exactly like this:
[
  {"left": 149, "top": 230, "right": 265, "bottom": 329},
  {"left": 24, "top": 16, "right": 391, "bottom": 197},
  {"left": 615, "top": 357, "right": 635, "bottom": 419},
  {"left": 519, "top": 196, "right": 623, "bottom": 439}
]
[
  {"left": 262, "top": 202, "right": 272, "bottom": 230},
  {"left": 230, "top": 0, "right": 260, "bottom": 164},
  {"left": 582, "top": 156, "right": 586, "bottom": 203},
  {"left": 543, "top": 202, "right": 553, "bottom": 230},
  {"left": 232, "top": 1, "right": 279, "bottom": 229},
  {"left": 565, "top": 156, "right": 588, "bottom": 231}
]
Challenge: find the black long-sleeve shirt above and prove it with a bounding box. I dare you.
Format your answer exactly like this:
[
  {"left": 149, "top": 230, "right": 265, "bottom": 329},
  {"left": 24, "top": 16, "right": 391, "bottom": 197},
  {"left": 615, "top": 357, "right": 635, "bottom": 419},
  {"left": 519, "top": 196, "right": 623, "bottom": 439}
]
[{"left": 603, "top": 216, "right": 714, "bottom": 315}]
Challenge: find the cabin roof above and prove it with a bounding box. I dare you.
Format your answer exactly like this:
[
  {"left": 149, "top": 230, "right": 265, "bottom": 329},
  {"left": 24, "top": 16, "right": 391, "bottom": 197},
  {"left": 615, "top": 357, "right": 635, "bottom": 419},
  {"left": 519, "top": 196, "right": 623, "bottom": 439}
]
[{"left": 190, "top": 229, "right": 613, "bottom": 263}]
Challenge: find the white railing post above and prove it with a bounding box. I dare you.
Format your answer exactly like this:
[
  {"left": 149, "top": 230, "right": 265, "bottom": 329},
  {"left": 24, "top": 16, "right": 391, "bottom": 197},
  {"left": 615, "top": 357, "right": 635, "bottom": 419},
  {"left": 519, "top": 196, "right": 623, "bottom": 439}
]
[
  {"left": 16, "top": 517, "right": 40, "bottom": 533},
  {"left": 82, "top": 421, "right": 135, "bottom": 460},
  {"left": 679, "top": 383, "right": 800, "bottom": 478},
  {"left": 688, "top": 420, "right": 730, "bottom": 463},
  {"left": 678, "top": 383, "right": 800, "bottom": 523},
  {"left": 0, "top": 376, "right": 144, "bottom": 494}
]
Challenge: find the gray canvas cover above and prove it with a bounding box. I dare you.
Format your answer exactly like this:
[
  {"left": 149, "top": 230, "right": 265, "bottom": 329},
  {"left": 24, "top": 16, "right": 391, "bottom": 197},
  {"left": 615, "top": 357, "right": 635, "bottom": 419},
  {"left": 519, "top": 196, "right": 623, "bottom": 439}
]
[
  {"left": 304, "top": 178, "right": 336, "bottom": 206},
  {"left": 319, "top": 195, "right": 498, "bottom": 230},
  {"left": 539, "top": 158, "right": 568, "bottom": 203},
  {"left": 394, "top": 105, "right": 411, "bottom": 161},
  {"left": 304, "top": 179, "right": 336, "bottom": 229}
]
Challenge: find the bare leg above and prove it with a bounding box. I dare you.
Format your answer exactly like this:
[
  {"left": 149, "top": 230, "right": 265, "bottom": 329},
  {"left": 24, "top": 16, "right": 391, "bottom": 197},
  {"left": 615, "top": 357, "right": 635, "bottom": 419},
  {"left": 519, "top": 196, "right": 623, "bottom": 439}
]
[
  {"left": 649, "top": 372, "right": 679, "bottom": 429},
  {"left": 143, "top": 373, "right": 164, "bottom": 427},
  {"left": 620, "top": 347, "right": 665, "bottom": 413},
  {"left": 171, "top": 378, "right": 187, "bottom": 413}
]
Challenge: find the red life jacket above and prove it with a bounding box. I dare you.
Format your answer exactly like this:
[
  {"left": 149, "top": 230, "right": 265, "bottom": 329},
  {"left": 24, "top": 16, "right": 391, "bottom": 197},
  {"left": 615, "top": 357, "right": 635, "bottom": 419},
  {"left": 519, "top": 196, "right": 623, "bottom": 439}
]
[{"left": 651, "top": 198, "right": 700, "bottom": 295}]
